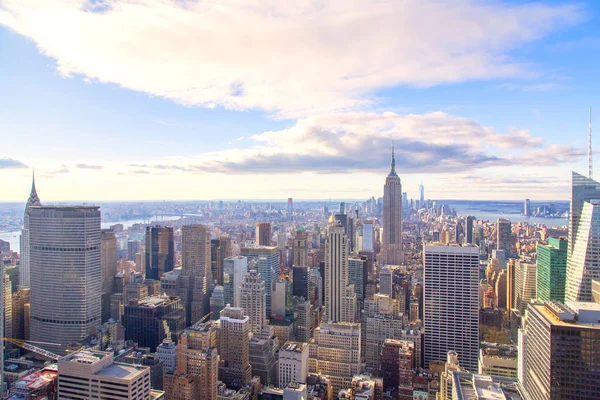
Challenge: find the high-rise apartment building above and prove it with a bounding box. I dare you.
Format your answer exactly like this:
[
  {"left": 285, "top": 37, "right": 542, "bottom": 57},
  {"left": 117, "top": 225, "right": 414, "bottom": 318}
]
[
  {"left": 223, "top": 256, "right": 247, "bottom": 308},
  {"left": 381, "top": 148, "right": 403, "bottom": 265},
  {"left": 536, "top": 237, "right": 568, "bottom": 302},
  {"left": 279, "top": 341, "right": 309, "bottom": 388},
  {"left": 240, "top": 270, "right": 267, "bottom": 334},
  {"left": 19, "top": 174, "right": 41, "bottom": 289},
  {"left": 324, "top": 217, "right": 355, "bottom": 323},
  {"left": 145, "top": 226, "right": 174, "bottom": 280},
  {"left": 122, "top": 295, "right": 185, "bottom": 352},
  {"left": 496, "top": 218, "right": 511, "bottom": 254},
  {"left": 522, "top": 301, "right": 600, "bottom": 400},
  {"left": 514, "top": 259, "right": 537, "bottom": 313},
  {"left": 255, "top": 222, "right": 272, "bottom": 246},
  {"left": 423, "top": 244, "right": 479, "bottom": 372},
  {"left": 218, "top": 306, "right": 252, "bottom": 390},
  {"left": 241, "top": 246, "right": 279, "bottom": 316},
  {"left": 58, "top": 350, "right": 153, "bottom": 399},
  {"left": 29, "top": 206, "right": 102, "bottom": 345},
  {"left": 566, "top": 199, "right": 600, "bottom": 302}
]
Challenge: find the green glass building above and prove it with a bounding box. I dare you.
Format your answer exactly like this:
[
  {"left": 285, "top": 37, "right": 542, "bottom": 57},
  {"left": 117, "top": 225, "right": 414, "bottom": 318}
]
[{"left": 536, "top": 237, "right": 568, "bottom": 302}]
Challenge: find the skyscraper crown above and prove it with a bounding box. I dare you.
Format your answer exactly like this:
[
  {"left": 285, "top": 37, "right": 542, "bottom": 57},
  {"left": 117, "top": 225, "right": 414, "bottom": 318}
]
[
  {"left": 387, "top": 146, "right": 398, "bottom": 178},
  {"left": 26, "top": 170, "right": 42, "bottom": 210}
]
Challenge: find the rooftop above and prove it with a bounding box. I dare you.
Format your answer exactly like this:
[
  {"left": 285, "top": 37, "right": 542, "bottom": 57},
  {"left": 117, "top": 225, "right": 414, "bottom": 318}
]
[
  {"left": 29, "top": 205, "right": 99, "bottom": 211},
  {"left": 94, "top": 362, "right": 147, "bottom": 380},
  {"left": 453, "top": 373, "right": 524, "bottom": 400},
  {"left": 281, "top": 341, "right": 307, "bottom": 353}
]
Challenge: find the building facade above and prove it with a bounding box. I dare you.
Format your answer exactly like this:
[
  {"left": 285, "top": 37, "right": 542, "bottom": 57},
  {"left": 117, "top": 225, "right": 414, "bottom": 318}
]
[
  {"left": 381, "top": 148, "right": 403, "bottom": 265},
  {"left": 145, "top": 226, "right": 174, "bottom": 281},
  {"left": 536, "top": 237, "right": 568, "bottom": 302}
]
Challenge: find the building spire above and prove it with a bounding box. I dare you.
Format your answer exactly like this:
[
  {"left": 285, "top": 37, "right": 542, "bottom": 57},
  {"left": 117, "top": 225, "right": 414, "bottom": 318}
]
[
  {"left": 26, "top": 169, "right": 42, "bottom": 209},
  {"left": 387, "top": 144, "right": 398, "bottom": 177}
]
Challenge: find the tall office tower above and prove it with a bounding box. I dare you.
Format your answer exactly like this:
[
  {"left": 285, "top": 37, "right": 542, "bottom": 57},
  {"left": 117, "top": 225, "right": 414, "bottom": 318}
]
[
  {"left": 379, "top": 266, "right": 393, "bottom": 296},
  {"left": 568, "top": 172, "right": 600, "bottom": 254},
  {"left": 514, "top": 259, "right": 536, "bottom": 313},
  {"left": 29, "top": 206, "right": 101, "bottom": 345},
  {"left": 19, "top": 174, "right": 41, "bottom": 289},
  {"left": 348, "top": 255, "right": 367, "bottom": 304},
  {"left": 241, "top": 246, "right": 279, "bottom": 316},
  {"left": 381, "top": 148, "right": 403, "bottom": 265},
  {"left": 279, "top": 341, "right": 309, "bottom": 388},
  {"left": 495, "top": 270, "right": 508, "bottom": 309},
  {"left": 210, "top": 236, "right": 229, "bottom": 286},
  {"left": 292, "top": 265, "right": 310, "bottom": 299},
  {"left": 419, "top": 183, "right": 425, "bottom": 208},
  {"left": 4, "top": 274, "right": 12, "bottom": 339},
  {"left": 288, "top": 198, "right": 294, "bottom": 222},
  {"left": 127, "top": 239, "right": 142, "bottom": 262},
  {"left": 100, "top": 229, "right": 117, "bottom": 322},
  {"left": 362, "top": 220, "right": 374, "bottom": 252},
  {"left": 309, "top": 322, "right": 362, "bottom": 394},
  {"left": 566, "top": 199, "right": 600, "bottom": 301},
  {"left": 310, "top": 268, "right": 323, "bottom": 307},
  {"left": 255, "top": 222, "right": 272, "bottom": 246},
  {"left": 354, "top": 220, "right": 364, "bottom": 252},
  {"left": 522, "top": 301, "right": 600, "bottom": 400},
  {"left": 324, "top": 216, "right": 355, "bottom": 323},
  {"left": 122, "top": 295, "right": 185, "bottom": 351},
  {"left": 524, "top": 199, "right": 531, "bottom": 217},
  {"left": 272, "top": 280, "right": 291, "bottom": 318},
  {"left": 363, "top": 294, "right": 405, "bottom": 373},
  {"left": 295, "top": 299, "right": 313, "bottom": 343},
  {"left": 455, "top": 223, "right": 464, "bottom": 244},
  {"left": 164, "top": 322, "right": 219, "bottom": 400},
  {"left": 423, "top": 244, "right": 479, "bottom": 372},
  {"left": 218, "top": 306, "right": 252, "bottom": 390},
  {"left": 145, "top": 225, "right": 174, "bottom": 280},
  {"left": 223, "top": 256, "right": 248, "bottom": 308},
  {"left": 240, "top": 270, "right": 267, "bottom": 335},
  {"left": 58, "top": 350, "right": 153, "bottom": 399},
  {"left": 465, "top": 216, "right": 474, "bottom": 244},
  {"left": 293, "top": 227, "right": 309, "bottom": 267},
  {"left": 210, "top": 285, "right": 225, "bottom": 318},
  {"left": 496, "top": 218, "right": 511, "bottom": 254},
  {"left": 537, "top": 237, "right": 568, "bottom": 302},
  {"left": 181, "top": 224, "right": 212, "bottom": 325},
  {"left": 156, "top": 338, "right": 178, "bottom": 374}
]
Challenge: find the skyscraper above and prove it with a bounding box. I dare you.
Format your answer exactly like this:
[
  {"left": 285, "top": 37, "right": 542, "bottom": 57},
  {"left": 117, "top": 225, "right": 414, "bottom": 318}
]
[
  {"left": 423, "top": 244, "right": 479, "bottom": 371},
  {"left": 100, "top": 229, "right": 117, "bottom": 322},
  {"left": 379, "top": 266, "right": 393, "bottom": 296},
  {"left": 19, "top": 173, "right": 41, "bottom": 289},
  {"left": 145, "top": 226, "right": 174, "bottom": 280},
  {"left": 293, "top": 227, "right": 309, "bottom": 267},
  {"left": 181, "top": 224, "right": 212, "bottom": 325},
  {"left": 362, "top": 220, "right": 374, "bottom": 252},
  {"left": 381, "top": 148, "right": 403, "bottom": 265},
  {"left": 522, "top": 301, "right": 600, "bottom": 400},
  {"left": 218, "top": 306, "right": 252, "bottom": 390},
  {"left": 241, "top": 246, "right": 279, "bottom": 316},
  {"left": 223, "top": 256, "right": 248, "bottom": 308},
  {"left": 419, "top": 183, "right": 425, "bottom": 208},
  {"left": 514, "top": 259, "right": 537, "bottom": 313},
  {"left": 255, "top": 222, "right": 272, "bottom": 246},
  {"left": 568, "top": 171, "right": 600, "bottom": 255},
  {"left": 524, "top": 199, "right": 531, "bottom": 217},
  {"left": 566, "top": 198, "right": 600, "bottom": 301},
  {"left": 496, "top": 218, "right": 511, "bottom": 254},
  {"left": 29, "top": 206, "right": 102, "bottom": 345},
  {"left": 210, "top": 236, "right": 229, "bottom": 285},
  {"left": 324, "top": 216, "right": 355, "bottom": 323},
  {"left": 465, "top": 216, "right": 474, "bottom": 244},
  {"left": 239, "top": 269, "right": 267, "bottom": 335},
  {"left": 536, "top": 237, "right": 568, "bottom": 302}
]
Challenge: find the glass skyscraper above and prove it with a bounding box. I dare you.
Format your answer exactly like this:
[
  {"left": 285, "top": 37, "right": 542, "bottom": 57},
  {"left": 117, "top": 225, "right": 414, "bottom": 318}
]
[{"left": 536, "top": 237, "right": 567, "bottom": 302}]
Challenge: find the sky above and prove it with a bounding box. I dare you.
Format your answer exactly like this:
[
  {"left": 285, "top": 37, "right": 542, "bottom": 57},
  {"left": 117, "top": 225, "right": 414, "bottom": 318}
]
[{"left": 1, "top": 0, "right": 599, "bottom": 202}]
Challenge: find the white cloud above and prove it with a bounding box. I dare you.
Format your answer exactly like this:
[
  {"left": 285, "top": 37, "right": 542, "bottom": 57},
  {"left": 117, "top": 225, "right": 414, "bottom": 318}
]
[{"left": 0, "top": 0, "right": 582, "bottom": 116}]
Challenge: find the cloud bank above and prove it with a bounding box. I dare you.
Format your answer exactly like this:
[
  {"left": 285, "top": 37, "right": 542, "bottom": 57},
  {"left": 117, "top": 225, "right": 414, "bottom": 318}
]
[
  {"left": 0, "top": 0, "right": 582, "bottom": 116},
  {"left": 0, "top": 157, "right": 27, "bottom": 169}
]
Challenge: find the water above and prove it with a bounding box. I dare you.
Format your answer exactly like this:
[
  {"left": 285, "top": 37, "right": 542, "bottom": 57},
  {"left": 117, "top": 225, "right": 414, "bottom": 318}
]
[
  {"left": 1, "top": 215, "right": 182, "bottom": 254},
  {"left": 450, "top": 202, "right": 568, "bottom": 227}
]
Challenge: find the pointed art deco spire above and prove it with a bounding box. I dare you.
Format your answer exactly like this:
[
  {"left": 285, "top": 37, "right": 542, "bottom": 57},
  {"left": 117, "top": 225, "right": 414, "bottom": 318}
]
[
  {"left": 26, "top": 170, "right": 42, "bottom": 209},
  {"left": 388, "top": 145, "right": 398, "bottom": 177}
]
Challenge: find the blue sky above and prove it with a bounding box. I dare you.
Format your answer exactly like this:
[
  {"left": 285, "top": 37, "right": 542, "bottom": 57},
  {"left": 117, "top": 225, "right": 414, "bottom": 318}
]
[{"left": 1, "top": 0, "right": 599, "bottom": 201}]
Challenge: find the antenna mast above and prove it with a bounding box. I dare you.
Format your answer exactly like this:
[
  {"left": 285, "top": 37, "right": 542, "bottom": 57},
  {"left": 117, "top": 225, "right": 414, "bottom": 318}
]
[{"left": 589, "top": 106, "right": 593, "bottom": 179}]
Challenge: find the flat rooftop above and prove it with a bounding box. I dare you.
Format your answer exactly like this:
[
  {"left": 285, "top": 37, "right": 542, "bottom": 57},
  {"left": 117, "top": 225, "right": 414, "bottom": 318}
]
[
  {"left": 29, "top": 205, "right": 99, "bottom": 211},
  {"left": 281, "top": 341, "right": 307, "bottom": 353},
  {"left": 95, "top": 362, "right": 147, "bottom": 380}
]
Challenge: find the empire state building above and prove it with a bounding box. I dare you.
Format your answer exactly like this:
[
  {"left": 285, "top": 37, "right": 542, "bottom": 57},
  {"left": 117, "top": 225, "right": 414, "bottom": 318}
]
[{"left": 381, "top": 147, "right": 403, "bottom": 265}]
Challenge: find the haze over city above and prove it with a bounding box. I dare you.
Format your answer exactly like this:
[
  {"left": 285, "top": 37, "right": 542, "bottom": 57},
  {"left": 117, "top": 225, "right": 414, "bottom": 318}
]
[{"left": 2, "top": 0, "right": 600, "bottom": 201}]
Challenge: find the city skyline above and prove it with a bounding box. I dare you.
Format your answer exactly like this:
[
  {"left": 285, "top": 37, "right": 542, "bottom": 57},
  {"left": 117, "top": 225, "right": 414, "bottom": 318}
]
[{"left": 2, "top": 1, "right": 600, "bottom": 201}]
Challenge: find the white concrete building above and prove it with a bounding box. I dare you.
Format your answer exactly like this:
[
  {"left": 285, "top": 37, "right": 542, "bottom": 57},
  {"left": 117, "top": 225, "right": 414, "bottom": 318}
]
[{"left": 278, "top": 341, "right": 309, "bottom": 389}]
